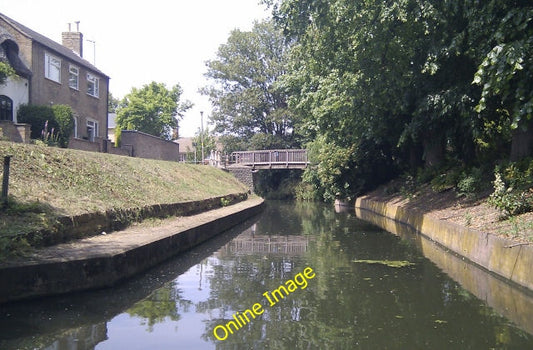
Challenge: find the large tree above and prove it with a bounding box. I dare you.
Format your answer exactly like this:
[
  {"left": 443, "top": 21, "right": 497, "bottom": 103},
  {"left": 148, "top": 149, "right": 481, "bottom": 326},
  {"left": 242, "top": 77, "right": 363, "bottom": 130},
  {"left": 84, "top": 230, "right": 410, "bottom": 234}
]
[
  {"left": 116, "top": 82, "right": 192, "bottom": 140},
  {"left": 265, "top": 0, "right": 533, "bottom": 201},
  {"left": 203, "top": 20, "right": 296, "bottom": 150}
]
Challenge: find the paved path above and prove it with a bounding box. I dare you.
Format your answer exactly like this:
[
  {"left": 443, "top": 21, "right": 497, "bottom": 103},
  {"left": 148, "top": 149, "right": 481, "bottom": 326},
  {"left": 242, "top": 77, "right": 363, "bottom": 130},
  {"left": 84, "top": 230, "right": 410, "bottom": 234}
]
[{"left": 0, "top": 197, "right": 264, "bottom": 302}]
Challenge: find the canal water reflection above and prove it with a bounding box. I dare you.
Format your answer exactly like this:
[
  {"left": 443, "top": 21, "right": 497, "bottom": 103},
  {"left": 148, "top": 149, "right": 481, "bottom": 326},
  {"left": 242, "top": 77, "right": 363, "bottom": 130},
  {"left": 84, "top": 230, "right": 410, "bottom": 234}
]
[{"left": 1, "top": 201, "right": 533, "bottom": 349}]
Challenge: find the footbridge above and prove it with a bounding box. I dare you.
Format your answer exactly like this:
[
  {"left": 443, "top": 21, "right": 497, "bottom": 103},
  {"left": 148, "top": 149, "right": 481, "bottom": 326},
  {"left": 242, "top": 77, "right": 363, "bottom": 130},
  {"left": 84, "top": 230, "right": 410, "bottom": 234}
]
[{"left": 230, "top": 149, "right": 309, "bottom": 170}]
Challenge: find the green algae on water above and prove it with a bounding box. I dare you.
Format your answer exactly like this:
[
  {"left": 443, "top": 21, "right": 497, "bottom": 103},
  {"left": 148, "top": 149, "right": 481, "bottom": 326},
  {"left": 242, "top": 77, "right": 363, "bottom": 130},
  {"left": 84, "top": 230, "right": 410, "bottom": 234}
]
[{"left": 352, "top": 259, "right": 416, "bottom": 268}]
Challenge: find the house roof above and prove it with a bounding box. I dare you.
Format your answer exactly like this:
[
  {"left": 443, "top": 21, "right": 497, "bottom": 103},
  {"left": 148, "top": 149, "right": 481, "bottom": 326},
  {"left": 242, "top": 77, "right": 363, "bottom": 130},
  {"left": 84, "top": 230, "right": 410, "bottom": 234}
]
[
  {"left": 0, "top": 26, "right": 32, "bottom": 78},
  {"left": 0, "top": 12, "right": 109, "bottom": 78}
]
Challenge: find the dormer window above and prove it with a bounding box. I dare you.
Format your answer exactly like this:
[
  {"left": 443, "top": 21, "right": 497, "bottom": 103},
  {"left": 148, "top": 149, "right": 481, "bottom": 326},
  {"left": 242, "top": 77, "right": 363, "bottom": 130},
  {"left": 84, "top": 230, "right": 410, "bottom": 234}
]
[{"left": 45, "top": 52, "right": 61, "bottom": 83}]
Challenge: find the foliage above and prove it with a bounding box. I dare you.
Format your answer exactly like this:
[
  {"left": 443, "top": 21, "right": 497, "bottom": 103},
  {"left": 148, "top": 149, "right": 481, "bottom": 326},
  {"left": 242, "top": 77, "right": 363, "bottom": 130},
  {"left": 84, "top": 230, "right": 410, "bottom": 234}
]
[
  {"left": 456, "top": 167, "right": 488, "bottom": 198},
  {"left": 488, "top": 160, "right": 533, "bottom": 217},
  {"left": 17, "top": 104, "right": 74, "bottom": 147},
  {"left": 191, "top": 127, "right": 217, "bottom": 163},
  {"left": 203, "top": 20, "right": 298, "bottom": 151},
  {"left": 261, "top": 0, "right": 533, "bottom": 201},
  {"left": 0, "top": 61, "right": 15, "bottom": 85},
  {"left": 17, "top": 105, "right": 57, "bottom": 140},
  {"left": 108, "top": 92, "right": 120, "bottom": 113},
  {"left": 116, "top": 81, "right": 192, "bottom": 140},
  {"left": 51, "top": 104, "right": 74, "bottom": 147},
  {"left": 472, "top": 3, "right": 533, "bottom": 132}
]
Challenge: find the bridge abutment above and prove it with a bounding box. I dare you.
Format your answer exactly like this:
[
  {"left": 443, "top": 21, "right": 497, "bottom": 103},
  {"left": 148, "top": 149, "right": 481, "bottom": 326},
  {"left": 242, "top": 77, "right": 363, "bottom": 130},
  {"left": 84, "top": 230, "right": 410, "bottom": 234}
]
[{"left": 228, "top": 166, "right": 254, "bottom": 192}]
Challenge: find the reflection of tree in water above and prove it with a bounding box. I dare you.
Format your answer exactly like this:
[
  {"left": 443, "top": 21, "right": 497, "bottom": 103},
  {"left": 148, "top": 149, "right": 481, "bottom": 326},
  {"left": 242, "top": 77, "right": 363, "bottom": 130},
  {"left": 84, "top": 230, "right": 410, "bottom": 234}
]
[
  {"left": 127, "top": 282, "right": 192, "bottom": 332},
  {"left": 198, "top": 201, "right": 533, "bottom": 349}
]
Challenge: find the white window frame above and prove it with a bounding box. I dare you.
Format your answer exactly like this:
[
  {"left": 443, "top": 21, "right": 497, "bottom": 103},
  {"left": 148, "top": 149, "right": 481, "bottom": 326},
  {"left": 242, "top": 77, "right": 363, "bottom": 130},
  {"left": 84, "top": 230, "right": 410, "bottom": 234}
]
[
  {"left": 73, "top": 116, "right": 78, "bottom": 138},
  {"left": 87, "top": 119, "right": 98, "bottom": 142},
  {"left": 45, "top": 52, "right": 61, "bottom": 83},
  {"left": 68, "top": 65, "right": 79, "bottom": 90},
  {"left": 87, "top": 73, "right": 99, "bottom": 98}
]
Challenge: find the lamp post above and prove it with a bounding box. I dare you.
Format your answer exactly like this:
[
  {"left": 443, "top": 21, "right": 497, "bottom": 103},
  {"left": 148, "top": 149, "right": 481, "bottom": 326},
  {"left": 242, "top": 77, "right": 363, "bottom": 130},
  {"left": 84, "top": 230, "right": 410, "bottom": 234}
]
[{"left": 200, "top": 111, "right": 204, "bottom": 165}]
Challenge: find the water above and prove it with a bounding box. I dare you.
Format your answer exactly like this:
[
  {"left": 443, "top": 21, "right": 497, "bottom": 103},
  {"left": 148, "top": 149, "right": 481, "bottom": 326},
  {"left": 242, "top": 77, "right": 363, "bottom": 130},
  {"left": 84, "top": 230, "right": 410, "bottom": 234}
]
[{"left": 1, "top": 201, "right": 533, "bottom": 349}]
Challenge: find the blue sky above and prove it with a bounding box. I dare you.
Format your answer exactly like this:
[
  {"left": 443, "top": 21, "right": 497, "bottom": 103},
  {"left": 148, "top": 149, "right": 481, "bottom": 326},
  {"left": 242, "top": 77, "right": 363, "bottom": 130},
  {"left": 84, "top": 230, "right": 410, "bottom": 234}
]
[{"left": 0, "top": 0, "right": 270, "bottom": 136}]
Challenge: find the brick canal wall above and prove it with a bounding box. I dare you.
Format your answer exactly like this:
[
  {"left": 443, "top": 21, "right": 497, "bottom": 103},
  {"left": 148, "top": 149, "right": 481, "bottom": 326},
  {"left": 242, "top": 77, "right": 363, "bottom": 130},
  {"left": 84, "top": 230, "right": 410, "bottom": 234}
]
[{"left": 355, "top": 196, "right": 533, "bottom": 292}]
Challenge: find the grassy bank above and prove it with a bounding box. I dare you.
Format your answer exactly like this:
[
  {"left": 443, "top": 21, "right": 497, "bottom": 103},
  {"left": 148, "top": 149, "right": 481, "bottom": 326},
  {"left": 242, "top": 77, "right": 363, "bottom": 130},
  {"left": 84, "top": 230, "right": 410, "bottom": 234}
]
[{"left": 0, "top": 141, "right": 249, "bottom": 253}]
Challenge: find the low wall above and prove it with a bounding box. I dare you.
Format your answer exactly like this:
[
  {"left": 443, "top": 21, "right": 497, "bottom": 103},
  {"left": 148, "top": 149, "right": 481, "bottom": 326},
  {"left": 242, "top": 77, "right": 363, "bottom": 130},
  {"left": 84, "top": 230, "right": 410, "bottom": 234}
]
[
  {"left": 68, "top": 137, "right": 103, "bottom": 152},
  {"left": 0, "top": 197, "right": 264, "bottom": 303},
  {"left": 355, "top": 196, "right": 533, "bottom": 292},
  {"left": 0, "top": 121, "right": 30, "bottom": 143},
  {"left": 121, "top": 130, "right": 179, "bottom": 162},
  {"left": 23, "top": 193, "right": 249, "bottom": 248}
]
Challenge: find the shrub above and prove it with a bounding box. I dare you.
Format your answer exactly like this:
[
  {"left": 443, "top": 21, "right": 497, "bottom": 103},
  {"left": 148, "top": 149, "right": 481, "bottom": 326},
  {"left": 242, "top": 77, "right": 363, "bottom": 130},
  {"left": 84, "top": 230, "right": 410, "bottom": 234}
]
[
  {"left": 52, "top": 105, "right": 74, "bottom": 147},
  {"left": 457, "top": 167, "right": 486, "bottom": 198},
  {"left": 17, "top": 104, "right": 74, "bottom": 147},
  {"left": 488, "top": 172, "right": 532, "bottom": 218},
  {"left": 17, "top": 105, "right": 57, "bottom": 140}
]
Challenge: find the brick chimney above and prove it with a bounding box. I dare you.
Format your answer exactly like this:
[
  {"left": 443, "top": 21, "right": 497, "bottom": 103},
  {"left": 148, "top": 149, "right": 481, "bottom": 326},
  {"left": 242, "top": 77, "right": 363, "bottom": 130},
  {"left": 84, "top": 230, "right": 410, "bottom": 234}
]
[{"left": 62, "top": 21, "right": 83, "bottom": 57}]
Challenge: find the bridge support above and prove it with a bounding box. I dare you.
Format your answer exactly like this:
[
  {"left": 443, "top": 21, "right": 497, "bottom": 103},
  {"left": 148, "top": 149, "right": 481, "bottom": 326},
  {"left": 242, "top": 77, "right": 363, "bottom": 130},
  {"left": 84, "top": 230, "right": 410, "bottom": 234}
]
[{"left": 228, "top": 166, "right": 254, "bottom": 192}]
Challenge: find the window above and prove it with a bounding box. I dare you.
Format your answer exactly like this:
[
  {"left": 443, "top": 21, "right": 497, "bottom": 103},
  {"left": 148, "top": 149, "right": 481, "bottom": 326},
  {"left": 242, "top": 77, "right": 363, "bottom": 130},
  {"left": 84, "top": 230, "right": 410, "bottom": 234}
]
[
  {"left": 87, "top": 119, "right": 98, "bottom": 141},
  {"left": 73, "top": 116, "right": 78, "bottom": 138},
  {"left": 0, "top": 95, "right": 13, "bottom": 121},
  {"left": 45, "top": 52, "right": 61, "bottom": 83},
  {"left": 68, "top": 65, "right": 79, "bottom": 89},
  {"left": 87, "top": 73, "right": 99, "bottom": 97}
]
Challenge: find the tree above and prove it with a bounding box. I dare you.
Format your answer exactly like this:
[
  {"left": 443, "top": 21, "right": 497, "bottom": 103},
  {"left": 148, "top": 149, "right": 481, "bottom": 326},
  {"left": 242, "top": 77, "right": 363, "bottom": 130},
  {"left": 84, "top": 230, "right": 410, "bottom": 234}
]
[
  {"left": 470, "top": 0, "right": 533, "bottom": 160},
  {"left": 116, "top": 82, "right": 192, "bottom": 140},
  {"left": 203, "top": 20, "right": 297, "bottom": 150},
  {"left": 191, "top": 127, "right": 216, "bottom": 163},
  {"left": 108, "top": 92, "right": 120, "bottom": 113}
]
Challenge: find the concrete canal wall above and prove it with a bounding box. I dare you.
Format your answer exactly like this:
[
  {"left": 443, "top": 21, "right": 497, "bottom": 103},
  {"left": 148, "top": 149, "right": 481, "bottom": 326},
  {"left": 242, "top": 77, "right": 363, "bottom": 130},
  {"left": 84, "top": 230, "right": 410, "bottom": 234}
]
[
  {"left": 0, "top": 198, "right": 264, "bottom": 303},
  {"left": 355, "top": 196, "right": 533, "bottom": 293}
]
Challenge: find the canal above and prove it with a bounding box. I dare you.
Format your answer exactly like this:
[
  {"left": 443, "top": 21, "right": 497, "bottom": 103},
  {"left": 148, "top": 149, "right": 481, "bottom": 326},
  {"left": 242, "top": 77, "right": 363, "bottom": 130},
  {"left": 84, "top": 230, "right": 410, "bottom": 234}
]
[{"left": 1, "top": 201, "right": 533, "bottom": 349}]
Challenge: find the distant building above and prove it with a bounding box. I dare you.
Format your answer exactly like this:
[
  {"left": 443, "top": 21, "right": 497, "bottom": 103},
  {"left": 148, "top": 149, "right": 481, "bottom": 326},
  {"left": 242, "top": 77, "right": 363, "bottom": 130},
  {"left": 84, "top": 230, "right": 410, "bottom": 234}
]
[
  {"left": 108, "top": 112, "right": 117, "bottom": 144},
  {"left": 0, "top": 12, "right": 110, "bottom": 150},
  {"left": 176, "top": 136, "right": 195, "bottom": 162}
]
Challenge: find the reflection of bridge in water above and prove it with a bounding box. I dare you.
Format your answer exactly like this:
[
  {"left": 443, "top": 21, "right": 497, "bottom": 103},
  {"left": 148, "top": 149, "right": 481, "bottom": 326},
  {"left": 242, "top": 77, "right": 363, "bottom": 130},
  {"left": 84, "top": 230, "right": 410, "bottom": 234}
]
[{"left": 218, "top": 226, "right": 311, "bottom": 256}]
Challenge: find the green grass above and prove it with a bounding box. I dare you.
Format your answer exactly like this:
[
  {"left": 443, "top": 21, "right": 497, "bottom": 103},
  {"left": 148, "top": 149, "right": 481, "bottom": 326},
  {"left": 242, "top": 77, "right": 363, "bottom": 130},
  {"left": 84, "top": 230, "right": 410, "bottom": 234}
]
[{"left": 0, "top": 141, "right": 248, "bottom": 253}]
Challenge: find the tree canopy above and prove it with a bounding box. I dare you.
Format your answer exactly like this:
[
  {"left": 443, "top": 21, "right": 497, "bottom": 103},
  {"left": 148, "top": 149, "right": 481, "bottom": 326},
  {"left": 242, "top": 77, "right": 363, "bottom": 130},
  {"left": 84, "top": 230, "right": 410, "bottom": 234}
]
[
  {"left": 260, "top": 0, "right": 533, "bottom": 201},
  {"left": 116, "top": 82, "right": 192, "bottom": 140},
  {"left": 203, "top": 20, "right": 298, "bottom": 151}
]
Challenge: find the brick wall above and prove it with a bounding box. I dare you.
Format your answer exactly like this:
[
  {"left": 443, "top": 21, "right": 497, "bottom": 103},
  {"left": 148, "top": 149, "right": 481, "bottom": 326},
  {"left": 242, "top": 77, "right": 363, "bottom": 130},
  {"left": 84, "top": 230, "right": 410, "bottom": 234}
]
[
  {"left": 68, "top": 137, "right": 102, "bottom": 152},
  {"left": 0, "top": 121, "right": 31, "bottom": 143},
  {"left": 120, "top": 130, "right": 179, "bottom": 162}
]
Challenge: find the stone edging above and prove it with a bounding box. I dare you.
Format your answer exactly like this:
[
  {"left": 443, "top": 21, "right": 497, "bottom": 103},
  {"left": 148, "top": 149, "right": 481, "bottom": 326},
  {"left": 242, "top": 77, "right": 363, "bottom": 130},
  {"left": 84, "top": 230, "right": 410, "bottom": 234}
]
[
  {"left": 24, "top": 193, "right": 249, "bottom": 247},
  {"left": 0, "top": 198, "right": 264, "bottom": 303},
  {"left": 355, "top": 196, "right": 533, "bottom": 292}
]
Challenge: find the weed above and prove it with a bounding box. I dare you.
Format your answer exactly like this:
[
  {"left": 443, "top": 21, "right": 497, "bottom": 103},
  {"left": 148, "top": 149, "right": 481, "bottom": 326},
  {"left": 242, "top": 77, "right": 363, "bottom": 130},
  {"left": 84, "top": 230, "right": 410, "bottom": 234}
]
[{"left": 464, "top": 212, "right": 472, "bottom": 227}]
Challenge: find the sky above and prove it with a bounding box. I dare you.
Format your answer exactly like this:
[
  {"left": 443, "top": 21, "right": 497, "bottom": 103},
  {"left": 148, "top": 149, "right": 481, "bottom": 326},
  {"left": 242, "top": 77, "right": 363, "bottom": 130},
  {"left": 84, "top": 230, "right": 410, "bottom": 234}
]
[{"left": 0, "top": 0, "right": 271, "bottom": 136}]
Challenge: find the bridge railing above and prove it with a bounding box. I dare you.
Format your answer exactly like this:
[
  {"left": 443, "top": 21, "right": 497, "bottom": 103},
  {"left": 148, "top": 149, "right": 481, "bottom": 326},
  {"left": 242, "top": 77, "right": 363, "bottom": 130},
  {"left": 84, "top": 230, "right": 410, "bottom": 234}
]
[{"left": 230, "top": 149, "right": 308, "bottom": 169}]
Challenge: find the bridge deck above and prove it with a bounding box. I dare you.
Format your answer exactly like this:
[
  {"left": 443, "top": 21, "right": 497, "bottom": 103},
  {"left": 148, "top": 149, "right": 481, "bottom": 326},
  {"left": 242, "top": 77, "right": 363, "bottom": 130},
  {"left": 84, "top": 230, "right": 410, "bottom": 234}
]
[{"left": 231, "top": 149, "right": 309, "bottom": 170}]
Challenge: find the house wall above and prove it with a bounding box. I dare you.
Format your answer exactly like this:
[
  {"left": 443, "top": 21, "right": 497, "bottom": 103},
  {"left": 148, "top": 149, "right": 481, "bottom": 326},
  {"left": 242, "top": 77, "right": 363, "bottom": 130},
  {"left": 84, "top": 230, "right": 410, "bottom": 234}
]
[
  {"left": 120, "top": 130, "right": 180, "bottom": 162},
  {"left": 30, "top": 42, "right": 108, "bottom": 141},
  {"left": 0, "top": 75, "right": 29, "bottom": 122}
]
